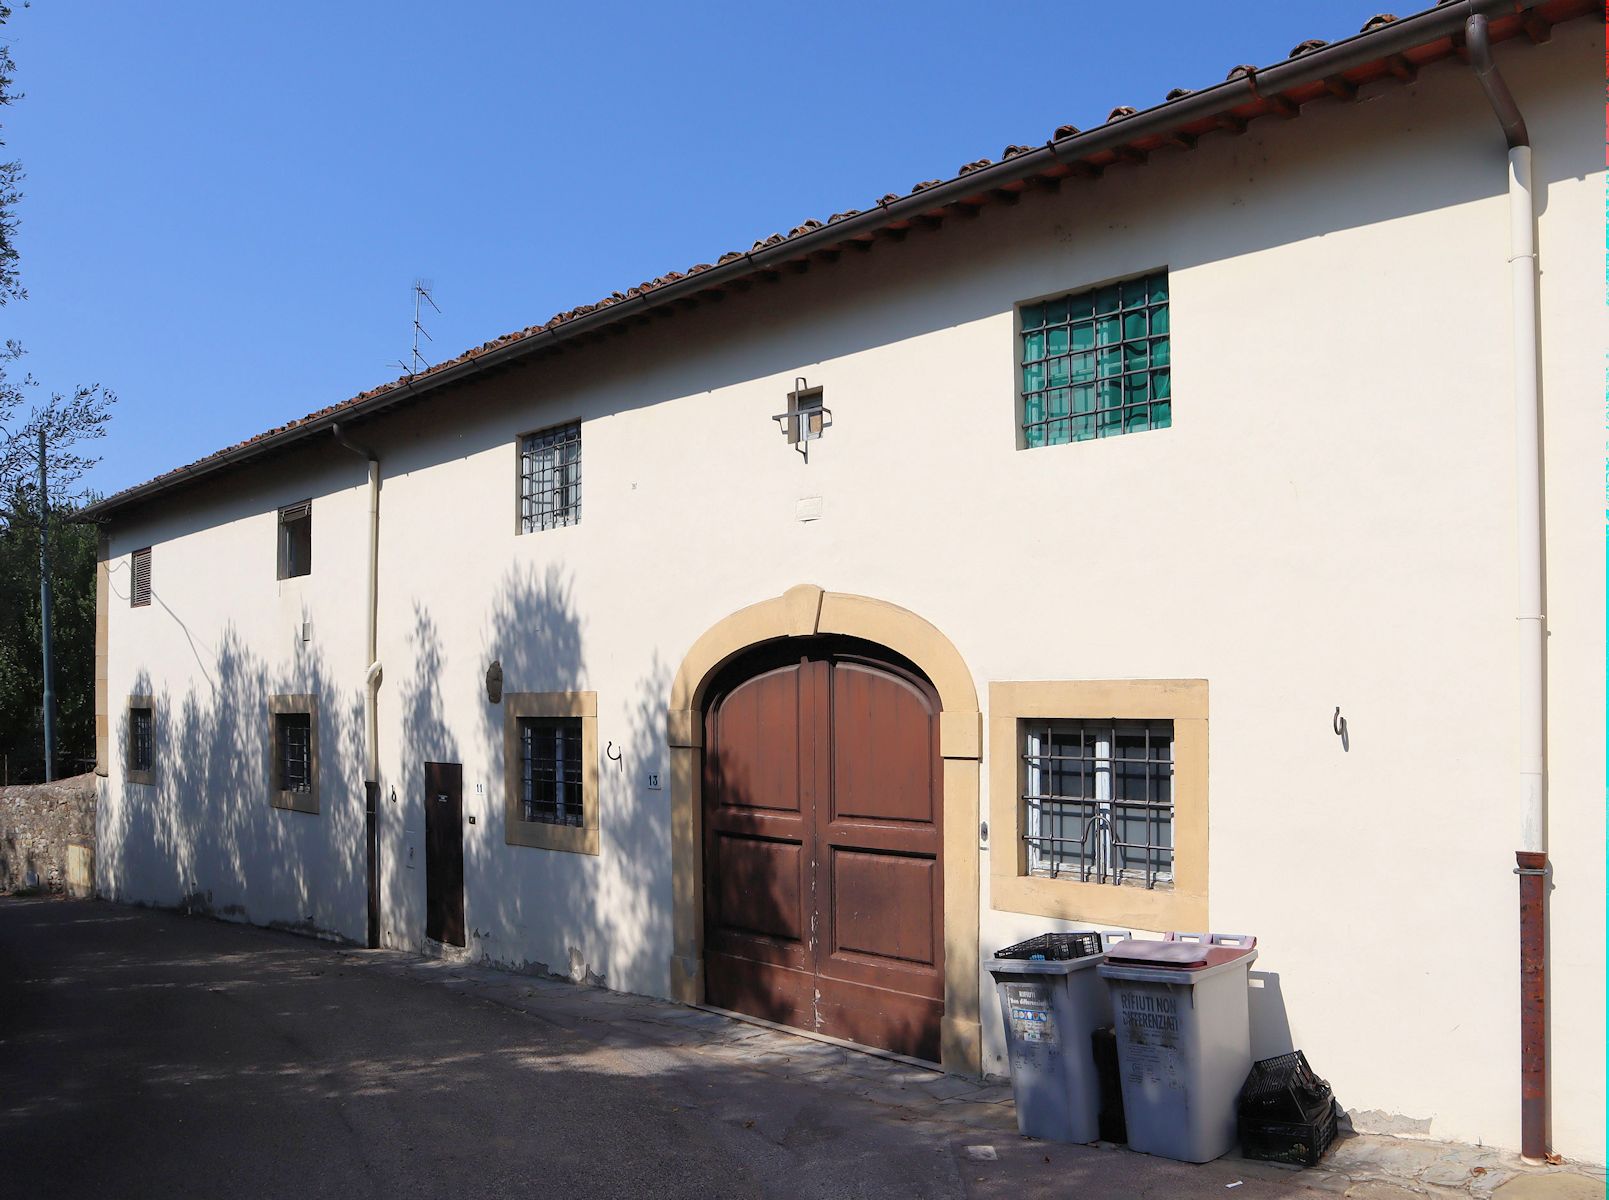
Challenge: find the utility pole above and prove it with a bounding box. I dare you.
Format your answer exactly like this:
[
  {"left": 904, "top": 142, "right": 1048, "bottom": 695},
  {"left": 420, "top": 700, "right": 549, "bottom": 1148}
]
[{"left": 38, "top": 429, "right": 55, "bottom": 782}]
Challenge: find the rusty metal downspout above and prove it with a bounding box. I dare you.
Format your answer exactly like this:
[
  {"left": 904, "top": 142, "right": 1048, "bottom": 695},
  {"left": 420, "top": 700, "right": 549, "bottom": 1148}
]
[
  {"left": 332, "top": 423, "right": 384, "bottom": 950},
  {"left": 1465, "top": 11, "right": 1548, "bottom": 1164}
]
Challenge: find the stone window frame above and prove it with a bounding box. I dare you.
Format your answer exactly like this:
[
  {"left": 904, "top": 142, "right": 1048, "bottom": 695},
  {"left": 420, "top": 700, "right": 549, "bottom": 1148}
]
[
  {"left": 267, "top": 693, "right": 320, "bottom": 815},
  {"left": 125, "top": 694, "right": 156, "bottom": 787},
  {"left": 503, "top": 691, "right": 598, "bottom": 855},
  {"left": 989, "top": 679, "right": 1207, "bottom": 931}
]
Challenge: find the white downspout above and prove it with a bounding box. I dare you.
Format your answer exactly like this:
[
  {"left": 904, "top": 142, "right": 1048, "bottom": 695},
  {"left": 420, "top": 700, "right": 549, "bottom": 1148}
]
[
  {"left": 333, "top": 424, "right": 384, "bottom": 951},
  {"left": 1466, "top": 12, "right": 1548, "bottom": 1162},
  {"left": 1506, "top": 144, "right": 1544, "bottom": 859},
  {"left": 362, "top": 457, "right": 383, "bottom": 782}
]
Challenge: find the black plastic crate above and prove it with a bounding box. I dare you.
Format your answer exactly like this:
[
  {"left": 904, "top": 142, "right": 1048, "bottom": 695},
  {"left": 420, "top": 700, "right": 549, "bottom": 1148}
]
[
  {"left": 1240, "top": 1050, "right": 1333, "bottom": 1122},
  {"left": 1240, "top": 1100, "right": 1339, "bottom": 1168},
  {"left": 993, "top": 932, "right": 1103, "bottom": 961}
]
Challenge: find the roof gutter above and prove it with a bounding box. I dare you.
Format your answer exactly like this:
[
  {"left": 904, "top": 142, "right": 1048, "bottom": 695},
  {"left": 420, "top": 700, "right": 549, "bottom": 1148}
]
[{"left": 83, "top": 0, "right": 1547, "bottom": 522}]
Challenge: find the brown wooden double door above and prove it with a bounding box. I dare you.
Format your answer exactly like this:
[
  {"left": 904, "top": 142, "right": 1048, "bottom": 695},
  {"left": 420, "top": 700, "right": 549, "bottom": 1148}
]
[{"left": 702, "top": 639, "right": 944, "bottom": 1061}]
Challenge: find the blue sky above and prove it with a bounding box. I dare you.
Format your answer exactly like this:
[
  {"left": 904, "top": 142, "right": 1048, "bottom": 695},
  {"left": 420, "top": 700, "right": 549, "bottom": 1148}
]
[{"left": 7, "top": 1, "right": 1388, "bottom": 498}]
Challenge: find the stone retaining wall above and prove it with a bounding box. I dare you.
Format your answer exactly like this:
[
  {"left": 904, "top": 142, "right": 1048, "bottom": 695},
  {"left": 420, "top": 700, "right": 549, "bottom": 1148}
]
[{"left": 0, "top": 773, "right": 96, "bottom": 893}]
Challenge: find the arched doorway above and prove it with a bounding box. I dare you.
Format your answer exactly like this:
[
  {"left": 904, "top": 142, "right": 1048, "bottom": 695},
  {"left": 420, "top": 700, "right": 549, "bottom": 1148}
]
[
  {"left": 701, "top": 637, "right": 944, "bottom": 1061},
  {"left": 667, "top": 585, "right": 982, "bottom": 1074}
]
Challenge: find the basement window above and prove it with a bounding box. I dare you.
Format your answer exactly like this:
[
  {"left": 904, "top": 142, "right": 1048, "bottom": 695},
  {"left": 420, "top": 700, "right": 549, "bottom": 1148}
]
[
  {"left": 519, "top": 422, "right": 582, "bottom": 533},
  {"left": 131, "top": 547, "right": 152, "bottom": 607},
  {"left": 277, "top": 501, "right": 312, "bottom": 579},
  {"left": 1020, "top": 271, "right": 1170, "bottom": 448},
  {"left": 268, "top": 695, "right": 319, "bottom": 814}
]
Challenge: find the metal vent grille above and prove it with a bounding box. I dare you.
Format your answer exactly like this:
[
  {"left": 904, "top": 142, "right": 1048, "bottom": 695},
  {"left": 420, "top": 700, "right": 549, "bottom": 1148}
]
[{"left": 131, "top": 547, "right": 152, "bottom": 607}]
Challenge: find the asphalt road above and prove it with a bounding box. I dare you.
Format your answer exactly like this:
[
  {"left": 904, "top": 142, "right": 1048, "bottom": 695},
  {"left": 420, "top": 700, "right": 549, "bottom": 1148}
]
[{"left": 0, "top": 897, "right": 1329, "bottom": 1200}]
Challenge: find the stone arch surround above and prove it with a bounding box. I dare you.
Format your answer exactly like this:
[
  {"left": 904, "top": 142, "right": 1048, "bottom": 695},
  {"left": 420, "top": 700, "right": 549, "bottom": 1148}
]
[{"left": 667, "top": 584, "right": 982, "bottom": 1073}]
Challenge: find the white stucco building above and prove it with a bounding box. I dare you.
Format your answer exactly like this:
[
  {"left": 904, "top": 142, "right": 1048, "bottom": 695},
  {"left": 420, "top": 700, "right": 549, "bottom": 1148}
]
[{"left": 86, "top": 2, "right": 1604, "bottom": 1164}]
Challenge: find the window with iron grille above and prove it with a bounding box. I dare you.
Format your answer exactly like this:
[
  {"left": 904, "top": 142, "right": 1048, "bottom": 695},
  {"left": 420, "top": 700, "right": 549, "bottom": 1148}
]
[
  {"left": 518, "top": 717, "right": 584, "bottom": 827},
  {"left": 276, "top": 712, "right": 313, "bottom": 794},
  {"left": 277, "top": 501, "right": 312, "bottom": 579},
  {"left": 1020, "top": 271, "right": 1170, "bottom": 448},
  {"left": 1022, "top": 719, "right": 1174, "bottom": 889},
  {"left": 519, "top": 422, "right": 582, "bottom": 532},
  {"left": 131, "top": 547, "right": 152, "bottom": 607},
  {"left": 129, "top": 706, "right": 153, "bottom": 774}
]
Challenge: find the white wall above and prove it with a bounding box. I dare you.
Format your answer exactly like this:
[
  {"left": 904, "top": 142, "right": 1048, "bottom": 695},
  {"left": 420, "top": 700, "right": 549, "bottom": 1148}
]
[{"left": 99, "top": 25, "right": 1604, "bottom": 1161}]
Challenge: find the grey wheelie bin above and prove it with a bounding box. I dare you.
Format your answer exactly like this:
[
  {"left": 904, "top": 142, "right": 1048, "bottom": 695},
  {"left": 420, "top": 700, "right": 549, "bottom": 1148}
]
[
  {"left": 1098, "top": 932, "right": 1258, "bottom": 1163},
  {"left": 987, "top": 930, "right": 1128, "bottom": 1144}
]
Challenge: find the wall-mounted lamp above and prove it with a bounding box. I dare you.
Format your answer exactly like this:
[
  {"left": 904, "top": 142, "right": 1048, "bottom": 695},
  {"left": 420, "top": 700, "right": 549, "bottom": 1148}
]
[
  {"left": 486, "top": 660, "right": 504, "bottom": 705},
  {"left": 772, "top": 377, "right": 832, "bottom": 461}
]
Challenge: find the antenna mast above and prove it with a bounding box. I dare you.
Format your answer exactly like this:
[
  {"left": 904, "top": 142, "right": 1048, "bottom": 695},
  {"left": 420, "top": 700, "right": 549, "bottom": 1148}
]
[{"left": 396, "top": 280, "right": 441, "bottom": 375}]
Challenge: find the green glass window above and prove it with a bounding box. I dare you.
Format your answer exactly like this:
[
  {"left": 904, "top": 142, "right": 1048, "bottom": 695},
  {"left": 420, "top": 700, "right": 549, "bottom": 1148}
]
[{"left": 1020, "top": 271, "right": 1170, "bottom": 448}]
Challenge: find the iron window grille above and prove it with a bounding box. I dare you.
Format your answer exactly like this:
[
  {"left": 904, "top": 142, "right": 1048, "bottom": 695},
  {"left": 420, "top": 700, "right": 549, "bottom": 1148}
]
[
  {"left": 519, "top": 717, "right": 583, "bottom": 827},
  {"left": 1020, "top": 271, "right": 1170, "bottom": 448},
  {"left": 277, "top": 501, "right": 312, "bottom": 579},
  {"left": 520, "top": 422, "right": 582, "bottom": 532},
  {"left": 131, "top": 547, "right": 152, "bottom": 607},
  {"left": 129, "top": 707, "right": 154, "bottom": 773},
  {"left": 1021, "top": 718, "right": 1175, "bottom": 889},
  {"left": 276, "top": 712, "right": 313, "bottom": 794}
]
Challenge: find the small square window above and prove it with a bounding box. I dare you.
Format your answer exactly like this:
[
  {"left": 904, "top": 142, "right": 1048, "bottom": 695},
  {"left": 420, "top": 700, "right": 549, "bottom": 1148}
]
[
  {"left": 131, "top": 547, "right": 152, "bottom": 607},
  {"left": 1022, "top": 719, "right": 1174, "bottom": 889},
  {"left": 1020, "top": 271, "right": 1170, "bottom": 449},
  {"left": 519, "top": 422, "right": 582, "bottom": 533},
  {"left": 989, "top": 680, "right": 1207, "bottom": 931},
  {"left": 278, "top": 501, "right": 312, "bottom": 579},
  {"left": 518, "top": 717, "right": 584, "bottom": 827},
  {"left": 503, "top": 692, "right": 598, "bottom": 855}
]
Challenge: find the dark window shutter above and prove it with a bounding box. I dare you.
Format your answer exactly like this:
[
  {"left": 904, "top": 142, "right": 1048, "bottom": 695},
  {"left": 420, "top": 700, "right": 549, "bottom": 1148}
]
[{"left": 131, "top": 548, "right": 152, "bottom": 607}]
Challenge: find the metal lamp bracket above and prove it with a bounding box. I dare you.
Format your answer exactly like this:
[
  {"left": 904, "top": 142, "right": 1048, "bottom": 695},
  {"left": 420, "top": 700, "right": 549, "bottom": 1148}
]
[{"left": 772, "top": 377, "right": 832, "bottom": 460}]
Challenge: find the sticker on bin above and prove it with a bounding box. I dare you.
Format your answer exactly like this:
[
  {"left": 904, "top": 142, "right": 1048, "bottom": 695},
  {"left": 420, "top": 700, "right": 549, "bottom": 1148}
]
[{"left": 1003, "top": 982, "right": 1059, "bottom": 1046}]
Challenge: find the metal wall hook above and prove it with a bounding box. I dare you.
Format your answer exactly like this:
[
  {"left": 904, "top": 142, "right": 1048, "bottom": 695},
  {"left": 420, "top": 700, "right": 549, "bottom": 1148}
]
[
  {"left": 605, "top": 741, "right": 623, "bottom": 772},
  {"left": 1334, "top": 707, "right": 1349, "bottom": 752}
]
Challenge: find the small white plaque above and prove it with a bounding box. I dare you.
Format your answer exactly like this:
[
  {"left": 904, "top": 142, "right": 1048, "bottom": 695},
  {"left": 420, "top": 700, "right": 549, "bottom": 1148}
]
[
  {"left": 646, "top": 771, "right": 663, "bottom": 791},
  {"left": 795, "top": 495, "right": 823, "bottom": 522}
]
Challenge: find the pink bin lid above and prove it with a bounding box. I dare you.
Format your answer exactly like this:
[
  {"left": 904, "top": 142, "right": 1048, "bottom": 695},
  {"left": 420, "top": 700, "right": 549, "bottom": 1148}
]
[{"left": 1104, "top": 936, "right": 1256, "bottom": 970}]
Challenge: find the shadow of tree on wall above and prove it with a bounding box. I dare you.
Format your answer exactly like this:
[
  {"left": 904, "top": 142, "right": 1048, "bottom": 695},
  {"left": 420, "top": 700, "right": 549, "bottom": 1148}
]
[
  {"left": 380, "top": 602, "right": 460, "bottom": 948},
  {"left": 107, "top": 559, "right": 676, "bottom": 1006},
  {"left": 101, "top": 618, "right": 368, "bottom": 943}
]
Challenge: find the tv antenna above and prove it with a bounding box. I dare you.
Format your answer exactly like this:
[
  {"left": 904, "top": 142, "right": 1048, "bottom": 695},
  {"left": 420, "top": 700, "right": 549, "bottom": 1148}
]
[{"left": 393, "top": 280, "right": 440, "bottom": 376}]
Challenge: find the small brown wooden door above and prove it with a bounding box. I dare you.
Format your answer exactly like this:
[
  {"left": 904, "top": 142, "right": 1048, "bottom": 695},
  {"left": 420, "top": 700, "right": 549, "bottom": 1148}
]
[
  {"left": 424, "top": 762, "right": 465, "bottom": 947},
  {"left": 702, "top": 639, "right": 944, "bottom": 1061}
]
